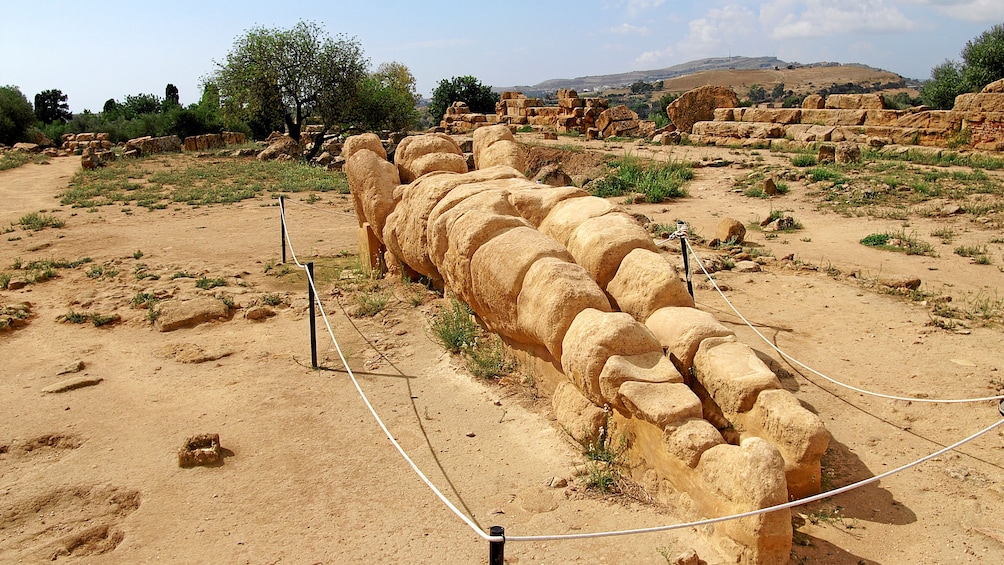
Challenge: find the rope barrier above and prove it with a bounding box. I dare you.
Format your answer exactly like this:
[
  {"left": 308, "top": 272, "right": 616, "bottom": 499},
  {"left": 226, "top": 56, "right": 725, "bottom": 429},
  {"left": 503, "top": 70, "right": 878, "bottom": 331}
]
[
  {"left": 280, "top": 199, "right": 493, "bottom": 541},
  {"left": 282, "top": 195, "right": 359, "bottom": 218},
  {"left": 279, "top": 203, "right": 1004, "bottom": 547},
  {"left": 682, "top": 237, "right": 1004, "bottom": 405}
]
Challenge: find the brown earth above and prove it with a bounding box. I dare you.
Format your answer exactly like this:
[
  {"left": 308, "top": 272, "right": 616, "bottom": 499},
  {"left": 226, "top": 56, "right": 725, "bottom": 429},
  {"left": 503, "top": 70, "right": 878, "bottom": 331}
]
[
  {"left": 1, "top": 142, "right": 1003, "bottom": 565},
  {"left": 660, "top": 66, "right": 909, "bottom": 97}
]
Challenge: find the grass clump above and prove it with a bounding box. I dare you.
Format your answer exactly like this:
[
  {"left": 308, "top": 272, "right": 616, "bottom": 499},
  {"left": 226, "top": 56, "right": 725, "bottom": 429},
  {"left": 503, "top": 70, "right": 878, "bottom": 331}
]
[
  {"left": 860, "top": 230, "right": 936, "bottom": 256},
  {"left": 90, "top": 313, "right": 119, "bottom": 327},
  {"left": 791, "top": 153, "right": 818, "bottom": 167},
  {"left": 955, "top": 243, "right": 992, "bottom": 264},
  {"left": 354, "top": 289, "right": 388, "bottom": 316},
  {"left": 464, "top": 335, "right": 516, "bottom": 380},
  {"left": 579, "top": 421, "right": 627, "bottom": 494},
  {"left": 18, "top": 212, "right": 64, "bottom": 231},
  {"left": 0, "top": 152, "right": 48, "bottom": 171},
  {"left": 63, "top": 310, "right": 88, "bottom": 324},
  {"left": 807, "top": 166, "right": 848, "bottom": 184},
  {"left": 195, "top": 276, "right": 226, "bottom": 289},
  {"left": 429, "top": 297, "right": 478, "bottom": 354},
  {"left": 590, "top": 154, "right": 692, "bottom": 202}
]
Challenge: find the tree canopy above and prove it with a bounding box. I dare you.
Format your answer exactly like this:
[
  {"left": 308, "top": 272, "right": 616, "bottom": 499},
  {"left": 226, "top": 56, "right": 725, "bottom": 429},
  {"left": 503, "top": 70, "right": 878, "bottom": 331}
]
[
  {"left": 354, "top": 61, "right": 420, "bottom": 132},
  {"left": 0, "top": 85, "right": 35, "bottom": 145},
  {"left": 429, "top": 75, "right": 499, "bottom": 125},
  {"left": 921, "top": 23, "right": 1004, "bottom": 109},
  {"left": 34, "top": 89, "right": 71, "bottom": 125},
  {"left": 213, "top": 20, "right": 368, "bottom": 144}
]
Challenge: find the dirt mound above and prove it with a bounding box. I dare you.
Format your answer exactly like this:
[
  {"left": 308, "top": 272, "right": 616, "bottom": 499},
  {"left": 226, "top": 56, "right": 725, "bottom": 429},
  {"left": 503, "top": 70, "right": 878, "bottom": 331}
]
[{"left": 520, "top": 144, "right": 612, "bottom": 184}]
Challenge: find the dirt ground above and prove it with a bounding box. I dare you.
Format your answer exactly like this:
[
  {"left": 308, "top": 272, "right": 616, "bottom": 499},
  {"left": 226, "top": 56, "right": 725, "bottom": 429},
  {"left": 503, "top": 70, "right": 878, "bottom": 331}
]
[{"left": 1, "top": 141, "right": 1003, "bottom": 564}]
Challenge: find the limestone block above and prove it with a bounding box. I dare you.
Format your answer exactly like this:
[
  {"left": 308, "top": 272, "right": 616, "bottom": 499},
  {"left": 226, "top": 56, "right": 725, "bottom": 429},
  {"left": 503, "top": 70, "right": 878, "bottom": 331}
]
[
  {"left": 508, "top": 185, "right": 588, "bottom": 226},
  {"left": 476, "top": 140, "right": 523, "bottom": 171},
  {"left": 663, "top": 418, "right": 725, "bottom": 468},
  {"left": 863, "top": 110, "right": 906, "bottom": 126},
  {"left": 470, "top": 226, "right": 574, "bottom": 339},
  {"left": 598, "top": 352, "right": 683, "bottom": 411},
  {"left": 473, "top": 125, "right": 514, "bottom": 159},
  {"left": 561, "top": 309, "right": 663, "bottom": 405},
  {"left": 825, "top": 93, "right": 884, "bottom": 110},
  {"left": 516, "top": 258, "right": 611, "bottom": 360},
  {"left": 436, "top": 210, "right": 530, "bottom": 302},
  {"left": 802, "top": 94, "right": 825, "bottom": 109},
  {"left": 745, "top": 389, "right": 830, "bottom": 498},
  {"left": 799, "top": 109, "right": 867, "bottom": 126},
  {"left": 155, "top": 298, "right": 230, "bottom": 332},
  {"left": 667, "top": 86, "right": 739, "bottom": 133},
  {"left": 538, "top": 196, "right": 621, "bottom": 247},
  {"left": 693, "top": 337, "right": 781, "bottom": 414},
  {"left": 953, "top": 93, "right": 1004, "bottom": 113},
  {"left": 741, "top": 108, "right": 801, "bottom": 124},
  {"left": 428, "top": 187, "right": 523, "bottom": 266},
  {"left": 894, "top": 110, "right": 962, "bottom": 130},
  {"left": 607, "top": 248, "right": 694, "bottom": 321},
  {"left": 345, "top": 134, "right": 387, "bottom": 161},
  {"left": 716, "top": 218, "right": 746, "bottom": 244},
  {"left": 620, "top": 381, "right": 702, "bottom": 429},
  {"left": 552, "top": 381, "right": 606, "bottom": 444},
  {"left": 396, "top": 134, "right": 465, "bottom": 182},
  {"left": 713, "top": 108, "right": 735, "bottom": 121},
  {"left": 566, "top": 213, "right": 658, "bottom": 289},
  {"left": 645, "top": 306, "right": 734, "bottom": 372},
  {"left": 697, "top": 438, "right": 791, "bottom": 565},
  {"left": 345, "top": 148, "right": 400, "bottom": 234}
]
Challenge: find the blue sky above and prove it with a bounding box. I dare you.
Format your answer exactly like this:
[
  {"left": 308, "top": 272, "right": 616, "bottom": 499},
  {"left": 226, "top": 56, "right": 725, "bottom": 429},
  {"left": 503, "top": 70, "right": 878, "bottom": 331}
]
[{"left": 2, "top": 1, "right": 1003, "bottom": 112}]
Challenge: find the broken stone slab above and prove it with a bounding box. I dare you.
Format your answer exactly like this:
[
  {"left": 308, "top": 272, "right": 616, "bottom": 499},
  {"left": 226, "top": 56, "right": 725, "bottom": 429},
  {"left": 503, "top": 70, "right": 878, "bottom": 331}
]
[
  {"left": 154, "top": 298, "right": 230, "bottom": 332},
  {"left": 879, "top": 275, "right": 921, "bottom": 290},
  {"left": 42, "top": 376, "right": 103, "bottom": 394},
  {"left": 178, "top": 433, "right": 222, "bottom": 467},
  {"left": 57, "top": 360, "right": 86, "bottom": 375}
]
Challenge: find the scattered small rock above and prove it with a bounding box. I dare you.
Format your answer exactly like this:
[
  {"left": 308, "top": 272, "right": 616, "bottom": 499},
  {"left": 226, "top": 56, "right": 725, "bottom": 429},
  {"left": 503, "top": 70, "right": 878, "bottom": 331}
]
[
  {"left": 178, "top": 433, "right": 222, "bottom": 468},
  {"left": 57, "top": 360, "right": 86, "bottom": 375},
  {"left": 42, "top": 376, "right": 103, "bottom": 394},
  {"left": 879, "top": 275, "right": 921, "bottom": 290},
  {"left": 734, "top": 260, "right": 761, "bottom": 273},
  {"left": 672, "top": 548, "right": 707, "bottom": 565},
  {"left": 244, "top": 305, "right": 276, "bottom": 321}
]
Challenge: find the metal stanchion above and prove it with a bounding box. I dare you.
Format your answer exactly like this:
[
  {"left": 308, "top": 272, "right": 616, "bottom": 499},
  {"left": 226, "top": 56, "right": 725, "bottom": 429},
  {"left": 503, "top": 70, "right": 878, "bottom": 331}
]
[
  {"left": 307, "top": 261, "right": 317, "bottom": 368},
  {"left": 280, "top": 195, "right": 287, "bottom": 264},
  {"left": 489, "top": 526, "right": 505, "bottom": 565}
]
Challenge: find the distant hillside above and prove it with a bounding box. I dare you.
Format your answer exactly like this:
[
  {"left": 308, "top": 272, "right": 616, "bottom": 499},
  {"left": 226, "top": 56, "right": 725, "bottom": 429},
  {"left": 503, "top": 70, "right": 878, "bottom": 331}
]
[{"left": 496, "top": 56, "right": 915, "bottom": 97}]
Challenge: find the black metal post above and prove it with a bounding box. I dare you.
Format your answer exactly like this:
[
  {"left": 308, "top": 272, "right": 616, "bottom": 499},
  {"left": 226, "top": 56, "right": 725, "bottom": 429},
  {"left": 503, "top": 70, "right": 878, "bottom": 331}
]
[
  {"left": 280, "top": 195, "right": 287, "bottom": 264},
  {"left": 678, "top": 222, "right": 694, "bottom": 299},
  {"left": 307, "top": 261, "right": 317, "bottom": 368},
  {"left": 489, "top": 526, "right": 505, "bottom": 565}
]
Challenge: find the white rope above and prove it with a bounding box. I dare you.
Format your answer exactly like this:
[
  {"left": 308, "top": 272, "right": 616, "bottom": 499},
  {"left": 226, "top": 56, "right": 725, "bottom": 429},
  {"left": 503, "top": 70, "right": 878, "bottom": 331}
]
[
  {"left": 283, "top": 195, "right": 359, "bottom": 218},
  {"left": 684, "top": 237, "right": 1004, "bottom": 405},
  {"left": 281, "top": 199, "right": 492, "bottom": 541},
  {"left": 504, "top": 415, "right": 1004, "bottom": 542},
  {"left": 280, "top": 204, "right": 1004, "bottom": 546}
]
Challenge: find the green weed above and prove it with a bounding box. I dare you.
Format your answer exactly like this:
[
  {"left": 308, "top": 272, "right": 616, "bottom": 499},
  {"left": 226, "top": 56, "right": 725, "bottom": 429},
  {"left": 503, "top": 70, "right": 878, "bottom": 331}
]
[
  {"left": 354, "top": 289, "right": 388, "bottom": 316},
  {"left": 860, "top": 230, "right": 936, "bottom": 256},
  {"left": 590, "top": 154, "right": 692, "bottom": 202},
  {"left": 195, "top": 276, "right": 226, "bottom": 289},
  {"left": 955, "top": 243, "right": 991, "bottom": 264},
  {"left": 464, "top": 335, "right": 516, "bottom": 379},
  {"left": 90, "top": 313, "right": 119, "bottom": 327},
  {"left": 18, "top": 212, "right": 64, "bottom": 231},
  {"left": 429, "top": 297, "right": 478, "bottom": 354},
  {"left": 63, "top": 310, "right": 88, "bottom": 324},
  {"left": 791, "top": 153, "right": 818, "bottom": 167}
]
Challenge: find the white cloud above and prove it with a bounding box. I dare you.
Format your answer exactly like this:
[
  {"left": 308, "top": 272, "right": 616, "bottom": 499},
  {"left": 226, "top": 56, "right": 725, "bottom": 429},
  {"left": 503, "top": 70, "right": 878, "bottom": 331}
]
[
  {"left": 609, "top": 23, "right": 650, "bottom": 35},
  {"left": 762, "top": 0, "right": 917, "bottom": 40},
  {"left": 902, "top": 0, "right": 1004, "bottom": 22},
  {"left": 685, "top": 4, "right": 757, "bottom": 50}
]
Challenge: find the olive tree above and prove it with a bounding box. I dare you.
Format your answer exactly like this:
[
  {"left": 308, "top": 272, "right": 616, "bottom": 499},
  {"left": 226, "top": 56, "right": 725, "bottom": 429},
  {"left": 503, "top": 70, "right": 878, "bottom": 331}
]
[
  {"left": 961, "top": 23, "right": 1004, "bottom": 92},
  {"left": 354, "top": 61, "right": 420, "bottom": 132},
  {"left": 34, "top": 89, "right": 71, "bottom": 125},
  {"left": 0, "top": 85, "right": 35, "bottom": 145},
  {"left": 213, "top": 20, "right": 368, "bottom": 150},
  {"left": 429, "top": 75, "right": 499, "bottom": 125},
  {"left": 920, "top": 60, "right": 964, "bottom": 110}
]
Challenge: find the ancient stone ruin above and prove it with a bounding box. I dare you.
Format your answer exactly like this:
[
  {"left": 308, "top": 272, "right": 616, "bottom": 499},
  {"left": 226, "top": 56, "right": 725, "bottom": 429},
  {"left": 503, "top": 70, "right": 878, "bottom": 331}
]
[
  {"left": 687, "top": 78, "right": 1004, "bottom": 151},
  {"left": 342, "top": 125, "right": 829, "bottom": 564},
  {"left": 441, "top": 89, "right": 655, "bottom": 140}
]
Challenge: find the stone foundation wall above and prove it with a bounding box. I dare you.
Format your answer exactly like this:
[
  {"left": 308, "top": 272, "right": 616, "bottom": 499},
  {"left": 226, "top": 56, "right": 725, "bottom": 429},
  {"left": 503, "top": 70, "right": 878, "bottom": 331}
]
[
  {"left": 342, "top": 125, "right": 830, "bottom": 564},
  {"left": 690, "top": 83, "right": 1004, "bottom": 151}
]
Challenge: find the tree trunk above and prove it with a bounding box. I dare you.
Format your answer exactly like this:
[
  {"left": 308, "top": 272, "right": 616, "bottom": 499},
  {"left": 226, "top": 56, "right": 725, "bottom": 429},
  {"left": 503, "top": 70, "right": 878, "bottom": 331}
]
[
  {"left": 303, "top": 126, "right": 329, "bottom": 162},
  {"left": 284, "top": 114, "right": 301, "bottom": 144}
]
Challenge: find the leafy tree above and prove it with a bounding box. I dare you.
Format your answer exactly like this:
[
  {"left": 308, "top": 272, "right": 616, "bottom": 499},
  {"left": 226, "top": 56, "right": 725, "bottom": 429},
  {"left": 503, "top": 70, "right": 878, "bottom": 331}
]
[
  {"left": 961, "top": 23, "right": 1004, "bottom": 92},
  {"left": 747, "top": 84, "right": 767, "bottom": 104},
  {"left": 34, "top": 89, "right": 71, "bottom": 124},
  {"left": 920, "top": 59, "right": 964, "bottom": 110},
  {"left": 770, "top": 83, "right": 785, "bottom": 101},
  {"left": 165, "top": 83, "right": 180, "bottom": 107},
  {"left": 354, "top": 61, "right": 419, "bottom": 131},
  {"left": 630, "top": 81, "right": 655, "bottom": 94},
  {"left": 0, "top": 85, "right": 35, "bottom": 145},
  {"left": 429, "top": 75, "right": 499, "bottom": 125},
  {"left": 122, "top": 93, "right": 162, "bottom": 118},
  {"left": 213, "top": 20, "right": 368, "bottom": 148}
]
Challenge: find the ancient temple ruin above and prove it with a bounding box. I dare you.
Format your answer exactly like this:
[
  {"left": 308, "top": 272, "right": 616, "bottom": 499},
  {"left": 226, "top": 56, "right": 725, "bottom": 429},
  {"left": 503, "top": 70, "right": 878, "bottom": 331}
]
[{"left": 342, "top": 125, "right": 830, "bottom": 564}]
